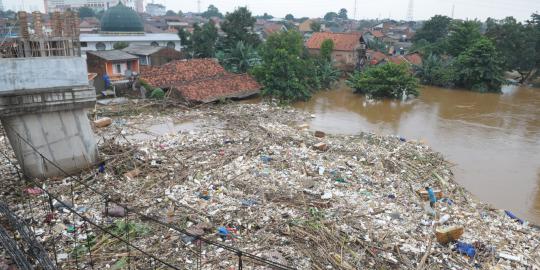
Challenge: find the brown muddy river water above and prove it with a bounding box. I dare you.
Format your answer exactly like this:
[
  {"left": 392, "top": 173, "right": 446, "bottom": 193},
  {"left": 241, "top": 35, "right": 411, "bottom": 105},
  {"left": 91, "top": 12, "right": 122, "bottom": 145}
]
[{"left": 292, "top": 84, "right": 540, "bottom": 224}]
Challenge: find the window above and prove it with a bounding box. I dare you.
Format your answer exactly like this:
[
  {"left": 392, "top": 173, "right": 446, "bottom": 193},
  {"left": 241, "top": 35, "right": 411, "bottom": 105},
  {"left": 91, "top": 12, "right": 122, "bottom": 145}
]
[
  {"left": 115, "top": 64, "right": 122, "bottom": 74},
  {"left": 80, "top": 42, "right": 88, "bottom": 47},
  {"left": 166, "top": 42, "right": 175, "bottom": 49},
  {"left": 96, "top": 42, "right": 106, "bottom": 51},
  {"left": 150, "top": 41, "right": 159, "bottom": 47}
]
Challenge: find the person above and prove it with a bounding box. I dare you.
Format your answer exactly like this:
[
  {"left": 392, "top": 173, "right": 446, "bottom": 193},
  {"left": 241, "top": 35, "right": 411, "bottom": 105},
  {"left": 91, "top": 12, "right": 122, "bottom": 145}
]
[{"left": 425, "top": 186, "right": 437, "bottom": 208}]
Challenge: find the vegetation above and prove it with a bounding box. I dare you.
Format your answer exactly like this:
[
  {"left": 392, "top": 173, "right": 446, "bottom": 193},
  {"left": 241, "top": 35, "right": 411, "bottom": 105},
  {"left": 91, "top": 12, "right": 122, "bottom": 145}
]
[
  {"left": 347, "top": 63, "right": 420, "bottom": 99},
  {"left": 252, "top": 31, "right": 340, "bottom": 102},
  {"left": 113, "top": 41, "right": 129, "bottom": 50},
  {"left": 310, "top": 21, "right": 322, "bottom": 32},
  {"left": 191, "top": 21, "right": 219, "bottom": 58},
  {"left": 218, "top": 41, "right": 260, "bottom": 73},
  {"left": 78, "top": 7, "right": 95, "bottom": 18},
  {"left": 320, "top": 39, "right": 334, "bottom": 61},
  {"left": 221, "top": 7, "right": 261, "bottom": 49},
  {"left": 165, "top": 10, "right": 177, "bottom": 16},
  {"left": 324, "top": 12, "right": 339, "bottom": 22},
  {"left": 201, "top": 5, "right": 223, "bottom": 19},
  {"left": 338, "top": 8, "right": 348, "bottom": 20},
  {"left": 412, "top": 13, "right": 540, "bottom": 92},
  {"left": 452, "top": 38, "right": 505, "bottom": 92},
  {"left": 285, "top": 14, "right": 294, "bottom": 21},
  {"left": 486, "top": 16, "right": 538, "bottom": 83},
  {"left": 256, "top": 13, "right": 274, "bottom": 20},
  {"left": 150, "top": 88, "right": 165, "bottom": 99},
  {"left": 414, "top": 54, "right": 453, "bottom": 87}
]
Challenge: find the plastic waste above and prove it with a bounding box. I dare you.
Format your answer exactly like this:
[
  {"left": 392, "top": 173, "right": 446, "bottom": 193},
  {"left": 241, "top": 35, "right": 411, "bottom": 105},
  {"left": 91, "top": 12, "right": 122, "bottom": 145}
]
[
  {"left": 440, "top": 198, "right": 454, "bottom": 205},
  {"left": 455, "top": 241, "right": 476, "bottom": 258},
  {"left": 260, "top": 155, "right": 273, "bottom": 163},
  {"left": 98, "top": 162, "right": 106, "bottom": 173},
  {"left": 504, "top": 210, "right": 524, "bottom": 224},
  {"left": 241, "top": 199, "right": 257, "bottom": 207},
  {"left": 439, "top": 214, "right": 450, "bottom": 224}
]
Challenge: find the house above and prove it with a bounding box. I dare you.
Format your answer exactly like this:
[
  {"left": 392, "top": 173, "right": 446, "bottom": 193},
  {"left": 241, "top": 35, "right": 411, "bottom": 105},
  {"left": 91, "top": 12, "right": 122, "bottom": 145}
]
[
  {"left": 79, "top": 17, "right": 100, "bottom": 34},
  {"left": 305, "top": 32, "right": 367, "bottom": 71},
  {"left": 140, "top": 59, "right": 260, "bottom": 103},
  {"left": 86, "top": 50, "right": 140, "bottom": 91},
  {"left": 377, "top": 53, "right": 422, "bottom": 67},
  {"left": 261, "top": 23, "right": 287, "bottom": 39},
  {"left": 122, "top": 45, "right": 184, "bottom": 66},
  {"left": 298, "top": 19, "right": 325, "bottom": 33},
  {"left": 366, "top": 49, "right": 387, "bottom": 65}
]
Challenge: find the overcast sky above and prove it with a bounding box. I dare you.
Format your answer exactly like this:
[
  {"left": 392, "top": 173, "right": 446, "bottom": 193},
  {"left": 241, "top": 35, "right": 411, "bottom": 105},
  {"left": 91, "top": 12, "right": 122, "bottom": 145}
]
[{"left": 4, "top": 0, "right": 539, "bottom": 21}]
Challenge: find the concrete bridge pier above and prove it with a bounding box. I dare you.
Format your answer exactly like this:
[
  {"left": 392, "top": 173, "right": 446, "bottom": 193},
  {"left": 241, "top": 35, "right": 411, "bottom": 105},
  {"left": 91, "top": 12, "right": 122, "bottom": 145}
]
[{"left": 0, "top": 57, "right": 98, "bottom": 179}]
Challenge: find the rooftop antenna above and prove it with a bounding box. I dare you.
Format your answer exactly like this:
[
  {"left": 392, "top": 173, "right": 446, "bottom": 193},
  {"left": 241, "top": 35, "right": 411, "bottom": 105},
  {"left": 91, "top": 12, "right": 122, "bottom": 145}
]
[{"left": 406, "top": 0, "right": 414, "bottom": 21}]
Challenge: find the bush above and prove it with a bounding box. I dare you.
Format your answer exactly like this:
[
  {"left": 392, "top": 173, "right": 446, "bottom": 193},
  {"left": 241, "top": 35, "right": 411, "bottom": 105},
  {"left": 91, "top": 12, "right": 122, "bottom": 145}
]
[
  {"left": 150, "top": 88, "right": 165, "bottom": 99},
  {"left": 414, "top": 54, "right": 454, "bottom": 87},
  {"left": 347, "top": 63, "right": 419, "bottom": 99}
]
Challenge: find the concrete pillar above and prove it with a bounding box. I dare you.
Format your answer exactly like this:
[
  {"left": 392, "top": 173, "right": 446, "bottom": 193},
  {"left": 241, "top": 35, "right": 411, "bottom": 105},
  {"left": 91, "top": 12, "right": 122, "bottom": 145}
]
[
  {"left": 0, "top": 57, "right": 97, "bottom": 179},
  {"left": 2, "top": 109, "right": 97, "bottom": 178}
]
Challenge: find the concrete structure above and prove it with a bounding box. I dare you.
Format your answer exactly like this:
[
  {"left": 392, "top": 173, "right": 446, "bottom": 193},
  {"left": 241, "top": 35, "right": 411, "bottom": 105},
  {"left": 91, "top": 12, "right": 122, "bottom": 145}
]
[
  {"left": 0, "top": 11, "right": 97, "bottom": 179},
  {"left": 44, "top": 0, "right": 139, "bottom": 13},
  {"left": 79, "top": 3, "right": 181, "bottom": 55},
  {"left": 145, "top": 3, "right": 166, "bottom": 16},
  {"left": 305, "top": 32, "right": 367, "bottom": 71},
  {"left": 122, "top": 44, "right": 184, "bottom": 66},
  {"left": 80, "top": 33, "right": 181, "bottom": 53}
]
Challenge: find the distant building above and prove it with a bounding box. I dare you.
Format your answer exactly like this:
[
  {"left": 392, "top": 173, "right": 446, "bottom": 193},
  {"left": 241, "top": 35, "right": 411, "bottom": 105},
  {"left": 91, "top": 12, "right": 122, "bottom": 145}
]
[
  {"left": 305, "top": 32, "right": 367, "bottom": 71},
  {"left": 146, "top": 3, "right": 166, "bottom": 16},
  {"left": 44, "top": 0, "right": 139, "bottom": 13},
  {"left": 79, "top": 3, "right": 181, "bottom": 54},
  {"left": 122, "top": 45, "right": 184, "bottom": 66},
  {"left": 86, "top": 50, "right": 140, "bottom": 81}
]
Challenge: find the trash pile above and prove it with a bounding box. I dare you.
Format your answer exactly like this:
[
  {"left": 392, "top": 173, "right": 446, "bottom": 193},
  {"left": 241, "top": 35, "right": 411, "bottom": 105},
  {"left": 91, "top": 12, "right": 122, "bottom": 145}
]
[{"left": 1, "top": 101, "right": 539, "bottom": 269}]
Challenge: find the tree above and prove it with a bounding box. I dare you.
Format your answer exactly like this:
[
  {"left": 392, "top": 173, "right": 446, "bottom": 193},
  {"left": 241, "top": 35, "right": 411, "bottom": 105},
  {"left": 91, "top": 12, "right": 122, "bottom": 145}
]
[
  {"left": 178, "top": 28, "right": 193, "bottom": 57},
  {"left": 338, "top": 8, "right": 348, "bottom": 20},
  {"left": 414, "top": 54, "right": 454, "bottom": 87},
  {"left": 412, "top": 15, "right": 452, "bottom": 43},
  {"left": 347, "top": 63, "right": 420, "bottom": 99},
  {"left": 310, "top": 21, "right": 322, "bottom": 32},
  {"left": 285, "top": 14, "right": 294, "bottom": 21},
  {"left": 218, "top": 41, "right": 260, "bottom": 73},
  {"left": 192, "top": 22, "right": 219, "bottom": 58},
  {"left": 166, "top": 10, "right": 177, "bottom": 16},
  {"left": 202, "top": 5, "right": 223, "bottom": 18},
  {"left": 486, "top": 17, "right": 537, "bottom": 82},
  {"left": 221, "top": 7, "right": 260, "bottom": 49},
  {"left": 256, "top": 13, "right": 274, "bottom": 20},
  {"left": 78, "top": 7, "right": 95, "bottom": 18},
  {"left": 453, "top": 38, "right": 505, "bottom": 92},
  {"left": 528, "top": 13, "right": 540, "bottom": 70},
  {"left": 445, "top": 20, "right": 482, "bottom": 57},
  {"left": 252, "top": 31, "right": 319, "bottom": 102},
  {"left": 113, "top": 41, "right": 129, "bottom": 50},
  {"left": 178, "top": 10, "right": 184, "bottom": 17},
  {"left": 320, "top": 39, "right": 334, "bottom": 61},
  {"left": 324, "top": 12, "right": 338, "bottom": 22}
]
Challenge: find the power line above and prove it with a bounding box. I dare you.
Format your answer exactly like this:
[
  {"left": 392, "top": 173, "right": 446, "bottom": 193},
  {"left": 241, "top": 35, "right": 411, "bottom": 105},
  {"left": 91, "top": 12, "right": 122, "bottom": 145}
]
[{"left": 1, "top": 124, "right": 296, "bottom": 270}]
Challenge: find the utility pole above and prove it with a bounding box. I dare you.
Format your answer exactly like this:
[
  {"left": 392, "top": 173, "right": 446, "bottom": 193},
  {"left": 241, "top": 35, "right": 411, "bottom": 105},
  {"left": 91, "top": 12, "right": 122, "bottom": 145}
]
[
  {"left": 406, "top": 0, "right": 414, "bottom": 21},
  {"left": 353, "top": 0, "right": 357, "bottom": 20},
  {"left": 197, "top": 0, "right": 201, "bottom": 13},
  {"left": 451, "top": 4, "right": 455, "bottom": 19}
]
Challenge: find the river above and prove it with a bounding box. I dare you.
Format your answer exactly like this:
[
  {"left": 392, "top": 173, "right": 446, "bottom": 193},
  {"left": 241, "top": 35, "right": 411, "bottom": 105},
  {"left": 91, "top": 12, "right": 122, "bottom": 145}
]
[{"left": 292, "top": 83, "right": 540, "bottom": 224}]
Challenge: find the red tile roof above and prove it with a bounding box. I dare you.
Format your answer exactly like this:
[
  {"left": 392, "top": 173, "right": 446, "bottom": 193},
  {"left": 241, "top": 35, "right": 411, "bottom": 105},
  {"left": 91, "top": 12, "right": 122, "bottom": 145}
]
[
  {"left": 367, "top": 50, "right": 387, "bottom": 65},
  {"left": 305, "top": 32, "right": 362, "bottom": 51},
  {"left": 370, "top": 30, "right": 384, "bottom": 38},
  {"left": 405, "top": 53, "right": 422, "bottom": 66},
  {"left": 140, "top": 59, "right": 260, "bottom": 103}
]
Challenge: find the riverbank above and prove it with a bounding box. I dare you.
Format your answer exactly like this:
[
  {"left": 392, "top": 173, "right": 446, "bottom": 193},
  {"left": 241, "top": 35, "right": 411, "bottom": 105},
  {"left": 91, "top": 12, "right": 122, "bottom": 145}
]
[{"left": 1, "top": 101, "right": 539, "bottom": 269}]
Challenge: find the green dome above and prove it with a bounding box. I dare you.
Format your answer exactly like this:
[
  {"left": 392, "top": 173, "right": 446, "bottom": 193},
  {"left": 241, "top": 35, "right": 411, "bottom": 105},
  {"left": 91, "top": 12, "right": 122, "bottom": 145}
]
[{"left": 100, "top": 3, "right": 144, "bottom": 32}]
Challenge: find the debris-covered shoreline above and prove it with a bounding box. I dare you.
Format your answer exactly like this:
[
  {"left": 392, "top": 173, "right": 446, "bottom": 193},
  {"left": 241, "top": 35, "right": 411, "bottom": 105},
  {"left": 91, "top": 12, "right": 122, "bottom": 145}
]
[{"left": 1, "top": 101, "right": 539, "bottom": 269}]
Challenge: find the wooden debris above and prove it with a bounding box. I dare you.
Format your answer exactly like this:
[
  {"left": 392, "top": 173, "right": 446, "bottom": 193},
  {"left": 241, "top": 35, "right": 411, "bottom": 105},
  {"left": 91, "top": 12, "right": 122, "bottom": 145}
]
[
  {"left": 314, "top": 130, "right": 326, "bottom": 138},
  {"left": 435, "top": 226, "right": 464, "bottom": 244},
  {"left": 94, "top": 117, "right": 112, "bottom": 128},
  {"left": 313, "top": 142, "right": 328, "bottom": 151}
]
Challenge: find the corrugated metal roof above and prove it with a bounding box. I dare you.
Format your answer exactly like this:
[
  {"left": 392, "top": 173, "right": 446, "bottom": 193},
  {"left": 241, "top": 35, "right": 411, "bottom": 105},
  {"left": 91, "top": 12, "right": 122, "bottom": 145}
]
[
  {"left": 87, "top": 50, "right": 139, "bottom": 61},
  {"left": 122, "top": 45, "right": 163, "bottom": 56},
  {"left": 80, "top": 33, "right": 180, "bottom": 42}
]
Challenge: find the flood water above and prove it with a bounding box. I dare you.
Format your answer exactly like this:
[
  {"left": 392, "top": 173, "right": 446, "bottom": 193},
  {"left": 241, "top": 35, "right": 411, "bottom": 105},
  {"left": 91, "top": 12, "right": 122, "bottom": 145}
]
[{"left": 293, "top": 84, "right": 540, "bottom": 224}]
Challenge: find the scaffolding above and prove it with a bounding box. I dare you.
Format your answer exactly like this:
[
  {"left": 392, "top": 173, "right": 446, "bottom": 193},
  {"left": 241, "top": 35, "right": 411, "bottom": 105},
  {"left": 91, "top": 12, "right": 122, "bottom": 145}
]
[{"left": 0, "top": 10, "right": 81, "bottom": 58}]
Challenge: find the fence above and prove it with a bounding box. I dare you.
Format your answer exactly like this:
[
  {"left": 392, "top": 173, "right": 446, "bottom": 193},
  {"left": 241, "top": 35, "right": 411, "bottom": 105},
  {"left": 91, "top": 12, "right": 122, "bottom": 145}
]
[{"left": 0, "top": 126, "right": 295, "bottom": 270}]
